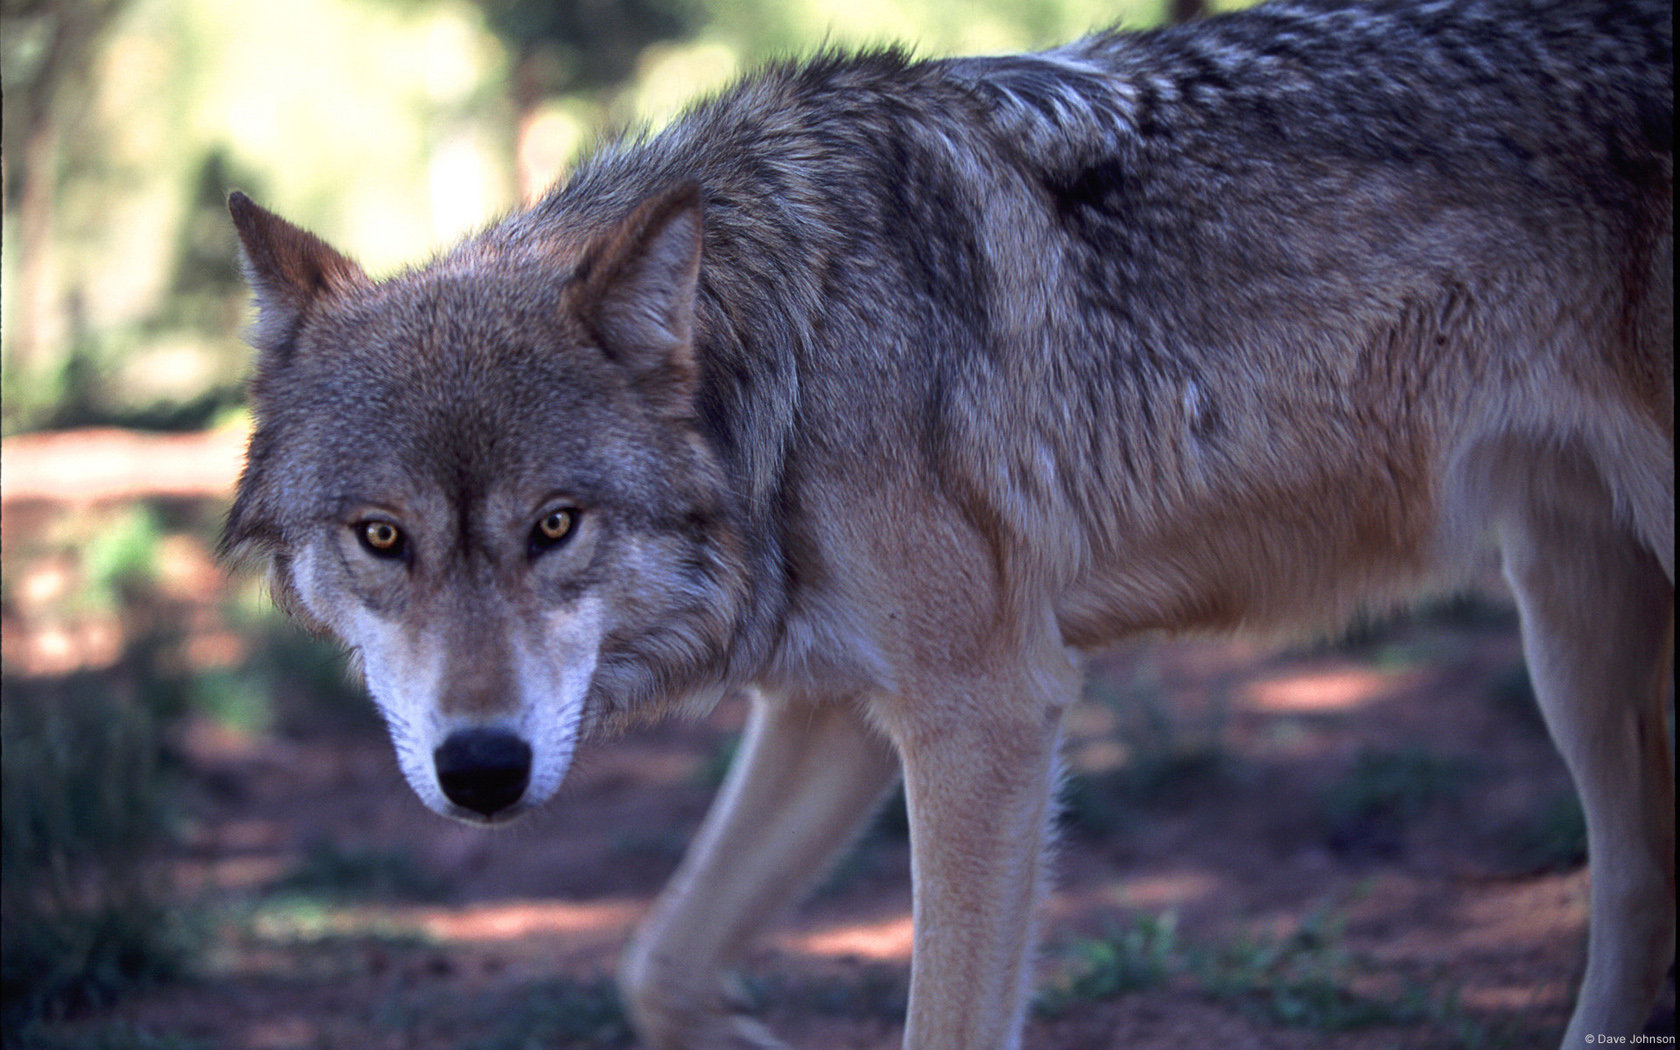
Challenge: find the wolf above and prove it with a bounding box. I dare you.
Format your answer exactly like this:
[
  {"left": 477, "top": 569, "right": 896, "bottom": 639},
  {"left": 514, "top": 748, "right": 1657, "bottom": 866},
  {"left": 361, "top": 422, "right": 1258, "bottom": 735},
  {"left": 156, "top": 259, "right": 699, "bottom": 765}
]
[{"left": 221, "top": 0, "right": 1673, "bottom": 1046}]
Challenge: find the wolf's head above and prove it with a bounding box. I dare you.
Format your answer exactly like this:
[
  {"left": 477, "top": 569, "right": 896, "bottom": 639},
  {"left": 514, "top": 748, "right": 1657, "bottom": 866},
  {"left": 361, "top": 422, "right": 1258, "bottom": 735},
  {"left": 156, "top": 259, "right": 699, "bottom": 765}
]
[{"left": 222, "top": 185, "right": 751, "bottom": 824}]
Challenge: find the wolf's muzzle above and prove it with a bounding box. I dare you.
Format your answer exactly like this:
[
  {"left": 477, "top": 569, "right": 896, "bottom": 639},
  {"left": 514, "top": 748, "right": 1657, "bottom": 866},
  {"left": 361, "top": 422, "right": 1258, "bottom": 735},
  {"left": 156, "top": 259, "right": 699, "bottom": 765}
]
[{"left": 433, "top": 728, "right": 533, "bottom": 818}]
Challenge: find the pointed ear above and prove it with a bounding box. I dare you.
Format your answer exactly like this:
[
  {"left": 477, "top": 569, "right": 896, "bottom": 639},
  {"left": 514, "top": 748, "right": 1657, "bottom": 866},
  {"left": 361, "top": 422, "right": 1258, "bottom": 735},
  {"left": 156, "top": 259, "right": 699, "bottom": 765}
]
[
  {"left": 227, "top": 191, "right": 366, "bottom": 353},
  {"left": 569, "top": 181, "right": 704, "bottom": 415}
]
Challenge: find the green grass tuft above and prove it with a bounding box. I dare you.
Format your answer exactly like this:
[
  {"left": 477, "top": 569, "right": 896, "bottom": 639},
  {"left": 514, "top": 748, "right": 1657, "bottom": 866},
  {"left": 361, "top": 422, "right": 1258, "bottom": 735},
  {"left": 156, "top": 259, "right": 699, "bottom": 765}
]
[
  {"left": 269, "top": 839, "right": 454, "bottom": 903},
  {"left": 1034, "top": 905, "right": 1497, "bottom": 1045},
  {"left": 461, "top": 976, "right": 633, "bottom": 1049},
  {"left": 1035, "top": 913, "right": 1179, "bottom": 1017},
  {"left": 1321, "top": 746, "right": 1473, "bottom": 853},
  {"left": 1, "top": 677, "right": 195, "bottom": 1027}
]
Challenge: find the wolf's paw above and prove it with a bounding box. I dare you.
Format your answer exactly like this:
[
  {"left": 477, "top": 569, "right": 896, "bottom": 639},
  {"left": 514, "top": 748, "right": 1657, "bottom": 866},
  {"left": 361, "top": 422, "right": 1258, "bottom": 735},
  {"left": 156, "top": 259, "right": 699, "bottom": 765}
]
[
  {"left": 687, "top": 1013, "right": 791, "bottom": 1050},
  {"left": 625, "top": 1007, "right": 790, "bottom": 1050},
  {"left": 618, "top": 967, "right": 790, "bottom": 1050}
]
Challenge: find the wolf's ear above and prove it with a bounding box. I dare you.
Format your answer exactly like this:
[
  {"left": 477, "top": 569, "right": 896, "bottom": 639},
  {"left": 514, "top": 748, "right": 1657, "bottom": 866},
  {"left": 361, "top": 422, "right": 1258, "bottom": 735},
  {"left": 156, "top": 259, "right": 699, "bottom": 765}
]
[
  {"left": 227, "top": 191, "right": 366, "bottom": 353},
  {"left": 569, "top": 181, "right": 703, "bottom": 416}
]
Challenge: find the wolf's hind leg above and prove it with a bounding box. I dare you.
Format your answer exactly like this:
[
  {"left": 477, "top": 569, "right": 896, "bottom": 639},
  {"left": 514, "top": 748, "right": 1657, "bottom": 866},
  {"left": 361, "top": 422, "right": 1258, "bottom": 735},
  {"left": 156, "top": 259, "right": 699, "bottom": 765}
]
[
  {"left": 1498, "top": 479, "right": 1676, "bottom": 1047},
  {"left": 618, "top": 693, "right": 901, "bottom": 1050}
]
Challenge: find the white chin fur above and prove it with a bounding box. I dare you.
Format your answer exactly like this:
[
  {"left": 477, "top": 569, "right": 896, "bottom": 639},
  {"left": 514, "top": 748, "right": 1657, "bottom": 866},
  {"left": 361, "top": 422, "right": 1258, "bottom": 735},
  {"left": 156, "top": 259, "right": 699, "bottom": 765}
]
[{"left": 290, "top": 547, "right": 605, "bottom": 821}]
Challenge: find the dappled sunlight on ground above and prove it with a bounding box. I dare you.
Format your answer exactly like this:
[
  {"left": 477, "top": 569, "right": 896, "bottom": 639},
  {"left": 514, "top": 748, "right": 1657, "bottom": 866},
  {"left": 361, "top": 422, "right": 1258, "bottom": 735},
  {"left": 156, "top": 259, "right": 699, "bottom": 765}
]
[
  {"left": 9, "top": 429, "right": 1671, "bottom": 1050},
  {"left": 6, "top": 614, "right": 126, "bottom": 676},
  {"left": 3, "top": 427, "right": 255, "bottom": 678},
  {"left": 782, "top": 913, "right": 916, "bottom": 962},
  {"left": 1451, "top": 871, "right": 1588, "bottom": 952},
  {"left": 1245, "top": 667, "right": 1412, "bottom": 713},
  {"left": 1108, "top": 871, "right": 1224, "bottom": 912},
  {"left": 413, "top": 898, "right": 644, "bottom": 944}
]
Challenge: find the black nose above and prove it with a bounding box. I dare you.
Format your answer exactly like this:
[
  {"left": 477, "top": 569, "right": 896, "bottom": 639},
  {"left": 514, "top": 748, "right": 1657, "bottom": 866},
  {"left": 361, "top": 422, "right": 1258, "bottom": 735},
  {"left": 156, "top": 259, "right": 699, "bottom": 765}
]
[{"left": 433, "top": 729, "right": 532, "bottom": 818}]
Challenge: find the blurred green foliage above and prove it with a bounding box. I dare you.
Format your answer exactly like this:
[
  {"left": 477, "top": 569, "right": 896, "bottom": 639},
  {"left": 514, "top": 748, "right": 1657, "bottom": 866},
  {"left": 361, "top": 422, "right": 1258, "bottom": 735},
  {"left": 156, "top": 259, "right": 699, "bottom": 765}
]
[
  {"left": 76, "top": 506, "right": 163, "bottom": 613},
  {"left": 1035, "top": 912, "right": 1179, "bottom": 1016},
  {"left": 0, "top": 491, "right": 374, "bottom": 1029},
  {"left": 1320, "top": 746, "right": 1475, "bottom": 857},
  {"left": 271, "top": 838, "right": 454, "bottom": 902},
  {"left": 0, "top": 0, "right": 1205, "bottom": 436},
  {"left": 456, "top": 976, "right": 634, "bottom": 1050}
]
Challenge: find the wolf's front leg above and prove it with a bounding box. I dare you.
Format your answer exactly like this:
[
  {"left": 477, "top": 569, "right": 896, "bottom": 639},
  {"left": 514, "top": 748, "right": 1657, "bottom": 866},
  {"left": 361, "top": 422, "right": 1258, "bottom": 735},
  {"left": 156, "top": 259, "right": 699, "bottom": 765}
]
[
  {"left": 888, "top": 665, "right": 1068, "bottom": 1050},
  {"left": 619, "top": 693, "right": 901, "bottom": 1050}
]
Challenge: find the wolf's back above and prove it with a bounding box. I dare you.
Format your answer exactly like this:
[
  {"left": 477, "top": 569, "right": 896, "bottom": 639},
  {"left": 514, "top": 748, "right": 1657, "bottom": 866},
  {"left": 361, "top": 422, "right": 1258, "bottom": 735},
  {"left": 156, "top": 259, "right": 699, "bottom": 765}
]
[{"left": 944, "top": 0, "right": 1672, "bottom": 189}]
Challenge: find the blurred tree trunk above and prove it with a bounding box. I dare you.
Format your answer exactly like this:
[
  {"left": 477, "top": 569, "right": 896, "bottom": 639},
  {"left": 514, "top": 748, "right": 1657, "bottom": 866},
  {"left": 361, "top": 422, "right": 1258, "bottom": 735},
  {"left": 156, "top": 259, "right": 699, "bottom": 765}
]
[
  {"left": 1171, "top": 0, "right": 1206, "bottom": 24},
  {"left": 12, "top": 100, "right": 61, "bottom": 376},
  {"left": 2, "top": 0, "right": 130, "bottom": 375},
  {"left": 469, "top": 0, "right": 699, "bottom": 201},
  {"left": 510, "top": 47, "right": 557, "bottom": 203}
]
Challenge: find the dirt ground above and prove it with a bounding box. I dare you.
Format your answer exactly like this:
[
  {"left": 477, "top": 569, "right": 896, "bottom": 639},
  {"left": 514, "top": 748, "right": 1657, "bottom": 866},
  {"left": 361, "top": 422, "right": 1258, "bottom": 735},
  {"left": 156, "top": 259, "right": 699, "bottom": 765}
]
[{"left": 4, "top": 428, "right": 1674, "bottom": 1050}]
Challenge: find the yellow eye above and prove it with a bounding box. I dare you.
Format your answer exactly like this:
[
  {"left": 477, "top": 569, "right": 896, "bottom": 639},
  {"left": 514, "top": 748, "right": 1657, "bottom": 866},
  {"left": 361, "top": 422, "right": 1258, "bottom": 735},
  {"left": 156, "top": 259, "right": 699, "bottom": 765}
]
[
  {"left": 531, "top": 509, "right": 576, "bottom": 551},
  {"left": 358, "top": 520, "right": 405, "bottom": 557}
]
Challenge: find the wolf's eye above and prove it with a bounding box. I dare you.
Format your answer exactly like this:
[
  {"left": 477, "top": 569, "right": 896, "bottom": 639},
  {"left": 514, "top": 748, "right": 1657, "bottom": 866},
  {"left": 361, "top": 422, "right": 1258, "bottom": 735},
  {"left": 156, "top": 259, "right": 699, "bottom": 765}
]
[
  {"left": 357, "top": 520, "right": 407, "bottom": 559},
  {"left": 529, "top": 508, "right": 577, "bottom": 556}
]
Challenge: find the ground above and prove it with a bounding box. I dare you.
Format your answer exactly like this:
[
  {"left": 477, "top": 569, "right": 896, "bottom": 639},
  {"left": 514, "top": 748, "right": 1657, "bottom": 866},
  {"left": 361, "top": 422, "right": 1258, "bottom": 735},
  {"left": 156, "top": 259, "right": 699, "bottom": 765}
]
[{"left": 3, "top": 427, "right": 1674, "bottom": 1050}]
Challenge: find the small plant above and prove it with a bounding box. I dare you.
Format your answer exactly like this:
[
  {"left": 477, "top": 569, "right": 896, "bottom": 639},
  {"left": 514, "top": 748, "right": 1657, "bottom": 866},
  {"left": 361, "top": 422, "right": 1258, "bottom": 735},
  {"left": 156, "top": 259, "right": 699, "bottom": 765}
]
[
  {"left": 223, "top": 593, "right": 381, "bottom": 736},
  {"left": 1321, "top": 746, "right": 1473, "bottom": 854},
  {"left": 241, "top": 897, "right": 434, "bottom": 957},
  {"left": 1, "top": 677, "right": 194, "bottom": 1027},
  {"left": 1031, "top": 905, "right": 1493, "bottom": 1046},
  {"left": 1072, "top": 655, "right": 1235, "bottom": 824},
  {"left": 1190, "top": 907, "right": 1428, "bottom": 1032},
  {"left": 1419, "top": 593, "right": 1518, "bottom": 632},
  {"left": 1055, "top": 748, "right": 1233, "bottom": 842},
  {"left": 465, "top": 976, "right": 634, "bottom": 1049},
  {"left": 1035, "top": 912, "right": 1179, "bottom": 1017},
  {"left": 269, "top": 839, "right": 453, "bottom": 903},
  {"left": 867, "top": 784, "right": 910, "bottom": 840},
  {"left": 76, "top": 506, "right": 164, "bottom": 613}
]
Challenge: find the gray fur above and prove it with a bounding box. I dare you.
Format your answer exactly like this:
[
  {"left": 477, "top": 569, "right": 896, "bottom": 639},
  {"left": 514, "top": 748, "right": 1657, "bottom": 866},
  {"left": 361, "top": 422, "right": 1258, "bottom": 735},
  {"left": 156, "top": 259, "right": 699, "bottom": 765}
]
[{"left": 225, "top": 1, "right": 1673, "bottom": 1044}]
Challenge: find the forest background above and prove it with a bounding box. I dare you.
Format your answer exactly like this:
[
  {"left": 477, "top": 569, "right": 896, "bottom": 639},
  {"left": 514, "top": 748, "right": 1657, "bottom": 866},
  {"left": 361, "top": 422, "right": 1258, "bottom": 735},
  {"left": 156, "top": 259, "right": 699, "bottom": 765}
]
[{"left": 5, "top": 2, "right": 1657, "bottom": 1049}]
